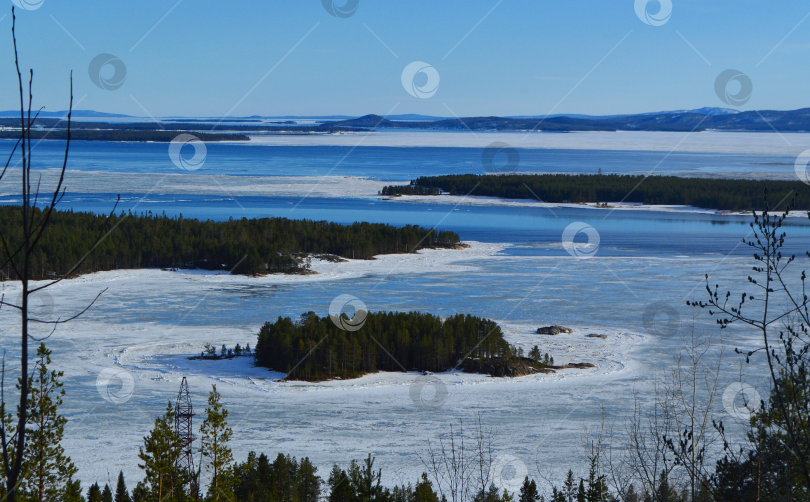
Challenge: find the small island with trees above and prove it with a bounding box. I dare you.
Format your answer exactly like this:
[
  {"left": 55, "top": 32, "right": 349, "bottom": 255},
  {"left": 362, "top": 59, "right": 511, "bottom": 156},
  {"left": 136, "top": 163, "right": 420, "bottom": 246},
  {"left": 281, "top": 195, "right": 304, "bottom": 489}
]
[{"left": 252, "top": 311, "right": 592, "bottom": 381}]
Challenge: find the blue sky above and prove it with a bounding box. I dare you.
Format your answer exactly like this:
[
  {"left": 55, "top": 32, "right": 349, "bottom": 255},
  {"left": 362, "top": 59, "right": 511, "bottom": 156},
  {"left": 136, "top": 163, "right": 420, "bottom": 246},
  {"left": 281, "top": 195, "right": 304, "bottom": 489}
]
[{"left": 1, "top": 0, "right": 809, "bottom": 117}]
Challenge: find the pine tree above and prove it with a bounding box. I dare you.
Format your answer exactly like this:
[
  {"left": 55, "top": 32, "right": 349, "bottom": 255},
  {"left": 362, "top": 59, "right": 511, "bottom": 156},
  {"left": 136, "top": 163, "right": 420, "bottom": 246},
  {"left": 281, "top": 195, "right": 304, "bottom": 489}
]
[
  {"left": 200, "top": 385, "right": 233, "bottom": 501},
  {"left": 138, "top": 402, "right": 184, "bottom": 502},
  {"left": 102, "top": 483, "right": 113, "bottom": 502},
  {"left": 349, "top": 454, "right": 382, "bottom": 502},
  {"left": 115, "top": 471, "right": 131, "bottom": 502},
  {"left": 296, "top": 457, "right": 321, "bottom": 502},
  {"left": 63, "top": 476, "right": 83, "bottom": 502},
  {"left": 21, "top": 343, "right": 77, "bottom": 502}
]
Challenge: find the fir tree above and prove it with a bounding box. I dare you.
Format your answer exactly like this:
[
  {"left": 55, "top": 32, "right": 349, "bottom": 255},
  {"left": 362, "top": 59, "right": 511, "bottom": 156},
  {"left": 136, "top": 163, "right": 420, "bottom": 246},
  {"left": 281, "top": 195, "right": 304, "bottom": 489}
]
[
  {"left": 22, "top": 343, "right": 77, "bottom": 502},
  {"left": 102, "top": 483, "right": 113, "bottom": 502},
  {"left": 349, "top": 454, "right": 382, "bottom": 502},
  {"left": 137, "top": 402, "right": 185, "bottom": 502},
  {"left": 200, "top": 385, "right": 234, "bottom": 502},
  {"left": 115, "top": 471, "right": 131, "bottom": 502}
]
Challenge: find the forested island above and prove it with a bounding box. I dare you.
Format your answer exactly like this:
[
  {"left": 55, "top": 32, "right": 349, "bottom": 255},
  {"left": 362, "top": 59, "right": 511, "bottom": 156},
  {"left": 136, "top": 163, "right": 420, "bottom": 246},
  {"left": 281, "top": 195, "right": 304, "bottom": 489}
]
[
  {"left": 0, "top": 206, "right": 461, "bottom": 279},
  {"left": 254, "top": 311, "right": 568, "bottom": 381},
  {"left": 382, "top": 174, "right": 808, "bottom": 211}
]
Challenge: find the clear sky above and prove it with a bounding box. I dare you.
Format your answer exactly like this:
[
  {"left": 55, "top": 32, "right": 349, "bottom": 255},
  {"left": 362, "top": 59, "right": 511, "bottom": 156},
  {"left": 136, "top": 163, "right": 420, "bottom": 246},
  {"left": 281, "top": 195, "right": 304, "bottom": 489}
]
[{"left": 1, "top": 0, "right": 809, "bottom": 118}]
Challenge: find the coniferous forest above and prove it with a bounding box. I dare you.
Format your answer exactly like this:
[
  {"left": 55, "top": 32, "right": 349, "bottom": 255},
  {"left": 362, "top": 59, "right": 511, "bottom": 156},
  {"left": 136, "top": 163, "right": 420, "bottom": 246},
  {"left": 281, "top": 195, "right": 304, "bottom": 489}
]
[
  {"left": 254, "top": 312, "right": 515, "bottom": 381},
  {"left": 0, "top": 206, "right": 461, "bottom": 279},
  {"left": 382, "top": 174, "right": 809, "bottom": 211}
]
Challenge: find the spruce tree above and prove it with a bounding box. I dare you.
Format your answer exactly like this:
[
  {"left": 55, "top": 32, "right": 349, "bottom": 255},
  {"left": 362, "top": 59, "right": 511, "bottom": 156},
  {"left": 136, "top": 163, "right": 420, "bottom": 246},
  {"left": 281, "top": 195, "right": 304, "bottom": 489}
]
[
  {"left": 519, "top": 476, "right": 540, "bottom": 502},
  {"left": 327, "top": 465, "right": 355, "bottom": 502},
  {"left": 576, "top": 480, "right": 585, "bottom": 502},
  {"left": 101, "top": 483, "right": 113, "bottom": 502},
  {"left": 563, "top": 471, "right": 576, "bottom": 502},
  {"left": 138, "top": 402, "right": 184, "bottom": 501},
  {"left": 200, "top": 385, "right": 234, "bottom": 501},
  {"left": 88, "top": 483, "right": 102, "bottom": 502},
  {"left": 63, "top": 476, "right": 83, "bottom": 502},
  {"left": 115, "top": 471, "right": 131, "bottom": 502},
  {"left": 21, "top": 343, "right": 77, "bottom": 502},
  {"left": 413, "top": 473, "right": 439, "bottom": 502}
]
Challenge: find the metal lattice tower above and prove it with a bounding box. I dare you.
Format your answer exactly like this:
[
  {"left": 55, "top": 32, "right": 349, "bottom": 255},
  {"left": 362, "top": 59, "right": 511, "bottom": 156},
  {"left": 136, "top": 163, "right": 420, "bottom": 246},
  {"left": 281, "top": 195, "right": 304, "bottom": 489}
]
[{"left": 174, "top": 377, "right": 195, "bottom": 473}]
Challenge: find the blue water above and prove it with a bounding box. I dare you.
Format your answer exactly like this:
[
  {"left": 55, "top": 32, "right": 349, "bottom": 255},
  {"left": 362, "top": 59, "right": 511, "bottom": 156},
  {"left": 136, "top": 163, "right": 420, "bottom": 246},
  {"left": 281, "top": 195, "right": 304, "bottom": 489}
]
[{"left": 0, "top": 139, "right": 796, "bottom": 180}]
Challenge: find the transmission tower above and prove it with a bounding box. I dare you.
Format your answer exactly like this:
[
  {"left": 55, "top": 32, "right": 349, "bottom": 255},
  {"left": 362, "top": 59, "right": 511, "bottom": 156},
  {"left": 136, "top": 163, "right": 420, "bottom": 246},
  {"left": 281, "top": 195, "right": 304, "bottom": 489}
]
[{"left": 175, "top": 377, "right": 196, "bottom": 473}]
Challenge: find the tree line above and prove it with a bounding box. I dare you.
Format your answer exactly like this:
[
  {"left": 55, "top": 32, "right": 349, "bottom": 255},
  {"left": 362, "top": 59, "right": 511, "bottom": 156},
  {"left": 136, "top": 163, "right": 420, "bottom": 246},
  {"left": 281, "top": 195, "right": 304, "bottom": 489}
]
[
  {"left": 1, "top": 341, "right": 805, "bottom": 501},
  {"left": 0, "top": 206, "right": 461, "bottom": 279},
  {"left": 386, "top": 174, "right": 808, "bottom": 211}
]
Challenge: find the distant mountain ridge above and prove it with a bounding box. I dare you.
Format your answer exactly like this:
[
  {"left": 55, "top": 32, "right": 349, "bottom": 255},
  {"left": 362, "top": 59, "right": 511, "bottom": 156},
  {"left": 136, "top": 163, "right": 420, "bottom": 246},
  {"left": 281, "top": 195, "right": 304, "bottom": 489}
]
[{"left": 331, "top": 107, "right": 810, "bottom": 133}]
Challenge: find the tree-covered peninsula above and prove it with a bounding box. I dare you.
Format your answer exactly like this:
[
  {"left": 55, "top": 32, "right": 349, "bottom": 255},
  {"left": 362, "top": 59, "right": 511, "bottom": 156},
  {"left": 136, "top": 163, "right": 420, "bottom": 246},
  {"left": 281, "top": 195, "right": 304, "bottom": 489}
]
[
  {"left": 0, "top": 206, "right": 461, "bottom": 279},
  {"left": 382, "top": 174, "right": 809, "bottom": 211}
]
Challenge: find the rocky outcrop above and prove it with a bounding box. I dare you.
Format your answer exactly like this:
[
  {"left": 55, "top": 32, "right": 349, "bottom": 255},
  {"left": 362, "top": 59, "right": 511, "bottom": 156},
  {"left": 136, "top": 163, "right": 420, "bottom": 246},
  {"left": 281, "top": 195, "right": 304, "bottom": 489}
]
[
  {"left": 536, "top": 325, "right": 573, "bottom": 335},
  {"left": 560, "top": 362, "right": 596, "bottom": 369},
  {"left": 586, "top": 333, "right": 607, "bottom": 339}
]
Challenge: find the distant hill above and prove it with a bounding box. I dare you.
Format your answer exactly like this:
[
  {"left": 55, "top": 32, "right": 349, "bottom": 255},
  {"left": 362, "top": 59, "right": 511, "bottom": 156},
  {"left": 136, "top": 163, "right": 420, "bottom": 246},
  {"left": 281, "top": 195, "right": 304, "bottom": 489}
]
[{"left": 330, "top": 108, "right": 810, "bottom": 133}]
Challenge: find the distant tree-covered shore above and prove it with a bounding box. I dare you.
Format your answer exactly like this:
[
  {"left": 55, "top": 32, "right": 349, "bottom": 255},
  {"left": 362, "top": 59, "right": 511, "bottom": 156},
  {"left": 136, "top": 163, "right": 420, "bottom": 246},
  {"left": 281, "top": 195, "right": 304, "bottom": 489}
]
[
  {"left": 383, "top": 174, "right": 808, "bottom": 211},
  {"left": 0, "top": 206, "right": 461, "bottom": 279},
  {"left": 0, "top": 130, "right": 249, "bottom": 142}
]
